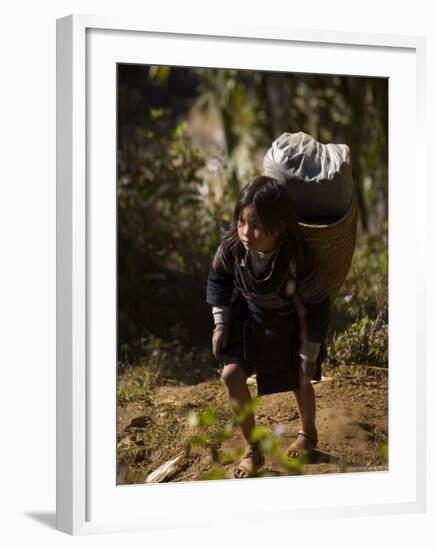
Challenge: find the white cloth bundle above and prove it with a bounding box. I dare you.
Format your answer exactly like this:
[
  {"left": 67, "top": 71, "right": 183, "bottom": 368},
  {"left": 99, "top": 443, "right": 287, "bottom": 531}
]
[{"left": 263, "top": 132, "right": 354, "bottom": 223}]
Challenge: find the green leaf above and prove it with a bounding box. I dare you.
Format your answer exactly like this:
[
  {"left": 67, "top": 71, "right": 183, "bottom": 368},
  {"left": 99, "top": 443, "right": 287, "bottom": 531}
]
[
  {"left": 156, "top": 66, "right": 170, "bottom": 82},
  {"left": 212, "top": 428, "right": 234, "bottom": 444},
  {"left": 150, "top": 108, "right": 165, "bottom": 120},
  {"left": 249, "top": 425, "right": 268, "bottom": 443},
  {"left": 199, "top": 468, "right": 226, "bottom": 481},
  {"left": 189, "top": 435, "right": 208, "bottom": 448},
  {"left": 200, "top": 408, "right": 219, "bottom": 427},
  {"left": 242, "top": 397, "right": 261, "bottom": 417},
  {"left": 279, "top": 453, "right": 306, "bottom": 472},
  {"left": 219, "top": 453, "right": 236, "bottom": 466},
  {"left": 259, "top": 438, "right": 280, "bottom": 454},
  {"left": 379, "top": 442, "right": 388, "bottom": 463}
]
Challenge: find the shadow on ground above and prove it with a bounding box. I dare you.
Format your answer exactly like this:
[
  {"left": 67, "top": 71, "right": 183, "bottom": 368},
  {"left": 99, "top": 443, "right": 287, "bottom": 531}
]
[
  {"left": 24, "top": 511, "right": 56, "bottom": 530},
  {"left": 311, "top": 449, "right": 340, "bottom": 464}
]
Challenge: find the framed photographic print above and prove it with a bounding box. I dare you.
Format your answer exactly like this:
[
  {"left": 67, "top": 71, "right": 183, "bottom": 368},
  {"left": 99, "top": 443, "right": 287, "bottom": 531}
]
[{"left": 56, "top": 14, "right": 427, "bottom": 535}]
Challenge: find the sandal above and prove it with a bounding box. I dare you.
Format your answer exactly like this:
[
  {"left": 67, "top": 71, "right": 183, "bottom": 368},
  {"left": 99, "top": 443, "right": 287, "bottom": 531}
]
[
  {"left": 287, "top": 430, "right": 318, "bottom": 459},
  {"left": 234, "top": 447, "right": 265, "bottom": 479}
]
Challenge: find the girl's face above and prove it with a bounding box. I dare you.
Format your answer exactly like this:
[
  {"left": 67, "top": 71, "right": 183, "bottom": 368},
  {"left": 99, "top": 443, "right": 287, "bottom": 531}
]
[{"left": 237, "top": 205, "right": 279, "bottom": 253}]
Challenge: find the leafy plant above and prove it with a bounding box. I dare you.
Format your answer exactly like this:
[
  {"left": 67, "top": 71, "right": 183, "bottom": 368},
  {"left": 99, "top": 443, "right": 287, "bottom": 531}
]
[
  {"left": 327, "top": 226, "right": 388, "bottom": 368},
  {"left": 187, "top": 399, "right": 308, "bottom": 479},
  {"left": 328, "top": 314, "right": 388, "bottom": 368},
  {"left": 117, "top": 364, "right": 153, "bottom": 404}
]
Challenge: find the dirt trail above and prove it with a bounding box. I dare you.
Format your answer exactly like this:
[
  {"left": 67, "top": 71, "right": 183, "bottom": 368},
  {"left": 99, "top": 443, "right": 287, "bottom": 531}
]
[{"left": 117, "top": 369, "right": 388, "bottom": 483}]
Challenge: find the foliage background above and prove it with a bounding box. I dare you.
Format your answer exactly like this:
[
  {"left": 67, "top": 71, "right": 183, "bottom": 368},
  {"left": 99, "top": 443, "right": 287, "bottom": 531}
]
[{"left": 117, "top": 64, "right": 388, "bottom": 378}]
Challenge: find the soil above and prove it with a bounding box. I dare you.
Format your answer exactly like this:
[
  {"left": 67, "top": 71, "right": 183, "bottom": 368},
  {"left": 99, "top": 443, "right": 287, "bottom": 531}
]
[{"left": 117, "top": 366, "right": 388, "bottom": 484}]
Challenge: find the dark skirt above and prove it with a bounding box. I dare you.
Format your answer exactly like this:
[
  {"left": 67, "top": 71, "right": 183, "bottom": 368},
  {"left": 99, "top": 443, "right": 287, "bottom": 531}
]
[{"left": 219, "top": 293, "right": 325, "bottom": 396}]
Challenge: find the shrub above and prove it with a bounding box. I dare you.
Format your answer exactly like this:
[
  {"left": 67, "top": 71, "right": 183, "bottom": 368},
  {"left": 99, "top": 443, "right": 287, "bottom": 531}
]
[{"left": 328, "top": 315, "right": 388, "bottom": 368}]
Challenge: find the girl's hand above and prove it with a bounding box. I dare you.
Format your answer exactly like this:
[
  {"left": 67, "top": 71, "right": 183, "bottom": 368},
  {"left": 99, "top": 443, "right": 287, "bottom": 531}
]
[
  {"left": 212, "top": 323, "right": 229, "bottom": 359},
  {"left": 300, "top": 358, "right": 317, "bottom": 380}
]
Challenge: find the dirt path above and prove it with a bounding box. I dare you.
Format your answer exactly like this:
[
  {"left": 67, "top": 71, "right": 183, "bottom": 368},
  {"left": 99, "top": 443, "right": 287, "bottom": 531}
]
[{"left": 117, "top": 368, "right": 388, "bottom": 484}]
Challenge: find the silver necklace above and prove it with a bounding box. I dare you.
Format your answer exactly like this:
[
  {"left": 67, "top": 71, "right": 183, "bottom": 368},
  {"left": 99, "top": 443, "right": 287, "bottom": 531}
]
[{"left": 244, "top": 246, "right": 280, "bottom": 283}]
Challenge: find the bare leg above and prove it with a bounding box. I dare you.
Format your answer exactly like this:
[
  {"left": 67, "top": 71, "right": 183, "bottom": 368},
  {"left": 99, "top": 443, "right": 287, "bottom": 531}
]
[
  {"left": 221, "top": 363, "right": 264, "bottom": 477},
  {"left": 293, "top": 375, "right": 317, "bottom": 437},
  {"left": 221, "top": 363, "right": 255, "bottom": 445},
  {"left": 290, "top": 367, "right": 318, "bottom": 456}
]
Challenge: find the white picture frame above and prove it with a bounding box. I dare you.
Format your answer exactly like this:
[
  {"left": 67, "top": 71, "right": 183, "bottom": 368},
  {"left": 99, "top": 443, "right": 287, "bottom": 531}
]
[{"left": 56, "top": 14, "right": 427, "bottom": 536}]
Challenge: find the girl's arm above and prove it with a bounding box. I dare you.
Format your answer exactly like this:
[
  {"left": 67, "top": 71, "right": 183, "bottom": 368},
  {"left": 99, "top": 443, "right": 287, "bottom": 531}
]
[
  {"left": 212, "top": 305, "right": 230, "bottom": 325},
  {"left": 207, "top": 241, "right": 235, "bottom": 358},
  {"left": 206, "top": 240, "right": 235, "bottom": 308}
]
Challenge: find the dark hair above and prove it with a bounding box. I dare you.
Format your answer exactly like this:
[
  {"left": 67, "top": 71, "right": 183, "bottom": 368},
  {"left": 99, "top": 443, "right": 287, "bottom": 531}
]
[{"left": 224, "top": 175, "right": 305, "bottom": 261}]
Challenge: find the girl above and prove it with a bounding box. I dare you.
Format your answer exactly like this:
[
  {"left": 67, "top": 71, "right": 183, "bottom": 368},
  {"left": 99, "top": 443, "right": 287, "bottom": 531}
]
[{"left": 206, "top": 175, "right": 330, "bottom": 478}]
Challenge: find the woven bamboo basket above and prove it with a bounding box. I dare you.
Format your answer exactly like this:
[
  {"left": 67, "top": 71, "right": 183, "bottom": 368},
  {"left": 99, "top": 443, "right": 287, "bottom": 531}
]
[{"left": 298, "top": 198, "right": 358, "bottom": 300}]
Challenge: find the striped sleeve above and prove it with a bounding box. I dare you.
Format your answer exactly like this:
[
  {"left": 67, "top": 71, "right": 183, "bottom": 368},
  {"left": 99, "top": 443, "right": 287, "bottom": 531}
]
[
  {"left": 206, "top": 240, "right": 235, "bottom": 307},
  {"left": 211, "top": 240, "right": 234, "bottom": 274}
]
